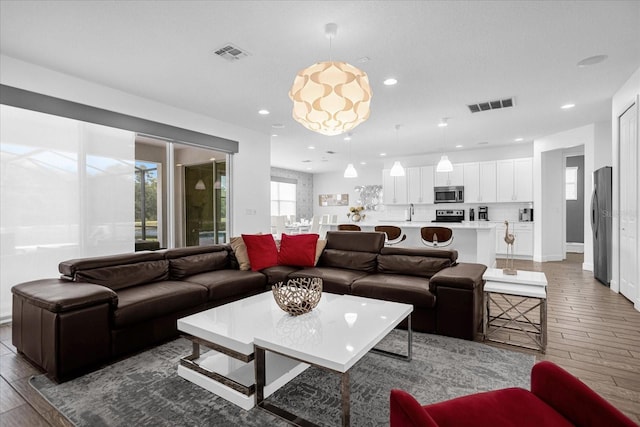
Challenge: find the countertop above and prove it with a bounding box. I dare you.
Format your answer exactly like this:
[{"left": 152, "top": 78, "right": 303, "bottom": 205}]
[{"left": 338, "top": 221, "right": 497, "bottom": 230}]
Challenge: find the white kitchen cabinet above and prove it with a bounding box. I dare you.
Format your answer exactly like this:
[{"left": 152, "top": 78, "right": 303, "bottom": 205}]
[
  {"left": 435, "top": 164, "right": 464, "bottom": 187},
  {"left": 495, "top": 222, "right": 534, "bottom": 257},
  {"left": 514, "top": 158, "right": 533, "bottom": 202},
  {"left": 407, "top": 166, "right": 434, "bottom": 204},
  {"left": 496, "top": 158, "right": 532, "bottom": 202},
  {"left": 382, "top": 169, "right": 408, "bottom": 205},
  {"left": 463, "top": 162, "right": 497, "bottom": 203},
  {"left": 463, "top": 163, "right": 479, "bottom": 202}
]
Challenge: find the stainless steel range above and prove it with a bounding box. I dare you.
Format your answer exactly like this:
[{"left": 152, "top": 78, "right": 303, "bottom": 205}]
[{"left": 434, "top": 209, "right": 465, "bottom": 223}]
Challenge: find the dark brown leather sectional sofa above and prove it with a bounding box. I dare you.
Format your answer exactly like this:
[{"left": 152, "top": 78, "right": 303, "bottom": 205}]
[{"left": 12, "top": 231, "right": 486, "bottom": 382}]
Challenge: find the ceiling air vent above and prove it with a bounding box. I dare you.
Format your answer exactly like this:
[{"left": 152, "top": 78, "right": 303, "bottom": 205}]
[
  {"left": 301, "top": 160, "right": 312, "bottom": 163},
  {"left": 467, "top": 97, "right": 515, "bottom": 113},
  {"left": 325, "top": 150, "right": 336, "bottom": 155},
  {"left": 214, "top": 43, "right": 250, "bottom": 62}
]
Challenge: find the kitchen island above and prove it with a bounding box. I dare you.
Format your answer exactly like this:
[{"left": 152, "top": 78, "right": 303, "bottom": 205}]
[{"left": 330, "top": 221, "right": 496, "bottom": 268}]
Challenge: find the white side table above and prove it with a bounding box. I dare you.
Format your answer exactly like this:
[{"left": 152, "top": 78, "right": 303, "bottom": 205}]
[{"left": 482, "top": 268, "right": 548, "bottom": 353}]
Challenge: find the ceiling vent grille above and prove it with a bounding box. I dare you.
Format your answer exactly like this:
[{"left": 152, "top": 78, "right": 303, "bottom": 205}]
[
  {"left": 214, "top": 43, "right": 250, "bottom": 62},
  {"left": 467, "top": 97, "right": 515, "bottom": 113}
]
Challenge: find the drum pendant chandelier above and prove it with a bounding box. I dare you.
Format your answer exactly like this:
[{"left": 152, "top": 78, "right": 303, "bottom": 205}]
[{"left": 289, "top": 23, "right": 372, "bottom": 136}]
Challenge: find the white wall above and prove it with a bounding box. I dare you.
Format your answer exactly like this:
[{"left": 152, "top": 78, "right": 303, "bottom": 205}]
[
  {"left": 611, "top": 66, "right": 640, "bottom": 310},
  {"left": 0, "top": 55, "right": 271, "bottom": 237},
  {"left": 533, "top": 124, "right": 598, "bottom": 265},
  {"left": 540, "top": 149, "right": 565, "bottom": 261}
]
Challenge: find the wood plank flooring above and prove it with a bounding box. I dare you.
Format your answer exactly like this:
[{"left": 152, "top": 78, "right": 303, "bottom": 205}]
[{"left": 1, "top": 253, "right": 639, "bottom": 425}]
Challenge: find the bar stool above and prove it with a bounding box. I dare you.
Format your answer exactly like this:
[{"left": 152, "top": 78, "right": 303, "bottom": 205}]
[
  {"left": 338, "top": 224, "right": 361, "bottom": 231},
  {"left": 374, "top": 225, "right": 407, "bottom": 246},
  {"left": 420, "top": 226, "right": 453, "bottom": 247}
]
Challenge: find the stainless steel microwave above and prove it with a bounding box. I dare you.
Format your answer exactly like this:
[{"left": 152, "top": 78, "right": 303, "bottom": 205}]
[{"left": 434, "top": 186, "right": 464, "bottom": 203}]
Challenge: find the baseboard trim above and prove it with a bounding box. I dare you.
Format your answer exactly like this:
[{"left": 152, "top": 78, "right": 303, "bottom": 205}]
[
  {"left": 566, "top": 242, "right": 584, "bottom": 253},
  {"left": 582, "top": 262, "right": 594, "bottom": 272},
  {"left": 542, "top": 255, "right": 564, "bottom": 262}
]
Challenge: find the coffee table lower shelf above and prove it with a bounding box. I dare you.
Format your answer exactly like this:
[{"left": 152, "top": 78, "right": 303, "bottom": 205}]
[{"left": 177, "top": 337, "right": 308, "bottom": 410}]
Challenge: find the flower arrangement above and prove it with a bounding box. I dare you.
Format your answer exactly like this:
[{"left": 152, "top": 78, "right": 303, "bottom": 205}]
[{"left": 347, "top": 206, "right": 366, "bottom": 222}]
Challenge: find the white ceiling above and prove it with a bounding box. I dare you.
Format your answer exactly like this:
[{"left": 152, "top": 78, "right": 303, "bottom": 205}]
[{"left": 1, "top": 1, "right": 639, "bottom": 173}]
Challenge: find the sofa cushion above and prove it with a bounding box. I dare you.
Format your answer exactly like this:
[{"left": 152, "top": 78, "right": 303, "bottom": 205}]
[
  {"left": 75, "top": 260, "right": 170, "bottom": 291},
  {"left": 113, "top": 281, "right": 207, "bottom": 328},
  {"left": 261, "top": 265, "right": 302, "bottom": 287},
  {"left": 230, "top": 236, "right": 251, "bottom": 270},
  {"left": 421, "top": 387, "right": 574, "bottom": 427},
  {"left": 242, "top": 234, "right": 278, "bottom": 271},
  {"left": 351, "top": 274, "right": 436, "bottom": 308},
  {"left": 289, "top": 267, "right": 368, "bottom": 294},
  {"left": 325, "top": 231, "right": 385, "bottom": 252},
  {"left": 169, "top": 251, "right": 229, "bottom": 279},
  {"left": 59, "top": 252, "right": 166, "bottom": 279},
  {"left": 378, "top": 252, "right": 455, "bottom": 279},
  {"left": 319, "top": 249, "right": 378, "bottom": 273},
  {"left": 315, "top": 239, "right": 327, "bottom": 265},
  {"left": 180, "top": 269, "right": 266, "bottom": 300},
  {"left": 278, "top": 233, "right": 319, "bottom": 267}
]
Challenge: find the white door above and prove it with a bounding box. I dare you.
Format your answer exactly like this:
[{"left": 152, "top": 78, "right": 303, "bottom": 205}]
[{"left": 619, "top": 103, "right": 638, "bottom": 302}]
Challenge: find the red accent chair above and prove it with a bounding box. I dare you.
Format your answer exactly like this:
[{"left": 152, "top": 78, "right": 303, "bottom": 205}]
[{"left": 390, "top": 361, "right": 637, "bottom": 427}]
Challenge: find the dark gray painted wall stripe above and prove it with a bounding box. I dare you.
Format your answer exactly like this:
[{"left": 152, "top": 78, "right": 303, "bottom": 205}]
[{"left": 0, "top": 84, "right": 239, "bottom": 153}]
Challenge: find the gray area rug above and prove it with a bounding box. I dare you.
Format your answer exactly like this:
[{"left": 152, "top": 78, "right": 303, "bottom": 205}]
[{"left": 30, "top": 330, "right": 535, "bottom": 426}]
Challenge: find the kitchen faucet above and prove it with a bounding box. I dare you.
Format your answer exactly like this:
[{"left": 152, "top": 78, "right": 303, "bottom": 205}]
[{"left": 408, "top": 203, "right": 414, "bottom": 221}]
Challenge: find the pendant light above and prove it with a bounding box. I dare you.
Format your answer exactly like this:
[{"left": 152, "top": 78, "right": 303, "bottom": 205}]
[
  {"left": 436, "top": 118, "right": 454, "bottom": 172},
  {"left": 289, "top": 23, "right": 372, "bottom": 136},
  {"left": 344, "top": 135, "right": 358, "bottom": 178},
  {"left": 436, "top": 155, "right": 454, "bottom": 173},
  {"left": 389, "top": 125, "right": 405, "bottom": 177},
  {"left": 194, "top": 179, "right": 206, "bottom": 190}
]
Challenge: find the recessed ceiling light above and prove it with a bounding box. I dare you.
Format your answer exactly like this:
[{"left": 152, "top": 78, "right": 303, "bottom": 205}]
[
  {"left": 383, "top": 78, "right": 398, "bottom": 86},
  {"left": 271, "top": 134, "right": 278, "bottom": 137},
  {"left": 306, "top": 167, "right": 312, "bottom": 170},
  {"left": 258, "top": 109, "right": 270, "bottom": 115},
  {"left": 380, "top": 153, "right": 387, "bottom": 157},
  {"left": 477, "top": 141, "right": 488, "bottom": 145},
  {"left": 514, "top": 137, "right": 524, "bottom": 142},
  {"left": 577, "top": 54, "right": 608, "bottom": 68},
  {"left": 360, "top": 161, "right": 367, "bottom": 165},
  {"left": 176, "top": 163, "right": 183, "bottom": 167},
  {"left": 561, "top": 103, "right": 575, "bottom": 110},
  {"left": 271, "top": 123, "right": 285, "bottom": 129},
  {"left": 343, "top": 135, "right": 352, "bottom": 141},
  {"left": 358, "top": 56, "right": 371, "bottom": 63},
  {"left": 455, "top": 145, "right": 463, "bottom": 148},
  {"left": 308, "top": 145, "right": 315, "bottom": 150},
  {"left": 209, "top": 157, "right": 216, "bottom": 161}
]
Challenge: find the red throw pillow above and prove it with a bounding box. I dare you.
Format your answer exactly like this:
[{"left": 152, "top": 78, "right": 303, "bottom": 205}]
[
  {"left": 278, "top": 233, "right": 320, "bottom": 267},
  {"left": 241, "top": 234, "right": 278, "bottom": 271}
]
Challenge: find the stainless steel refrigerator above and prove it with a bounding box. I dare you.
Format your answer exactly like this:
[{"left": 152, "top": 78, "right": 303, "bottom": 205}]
[{"left": 591, "top": 166, "right": 612, "bottom": 286}]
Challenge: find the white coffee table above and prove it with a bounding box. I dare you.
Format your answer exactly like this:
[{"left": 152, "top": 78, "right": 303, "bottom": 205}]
[
  {"left": 177, "top": 291, "right": 412, "bottom": 419},
  {"left": 254, "top": 294, "right": 412, "bottom": 426},
  {"left": 482, "top": 268, "right": 548, "bottom": 353}
]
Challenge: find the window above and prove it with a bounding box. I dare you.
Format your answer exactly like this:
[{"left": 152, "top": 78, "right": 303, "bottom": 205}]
[
  {"left": 566, "top": 167, "right": 578, "bottom": 200},
  {"left": 271, "top": 180, "right": 296, "bottom": 217},
  {"left": 135, "top": 161, "right": 159, "bottom": 243}
]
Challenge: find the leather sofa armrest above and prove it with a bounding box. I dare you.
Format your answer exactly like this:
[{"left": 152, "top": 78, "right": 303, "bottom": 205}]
[
  {"left": 429, "top": 263, "right": 486, "bottom": 292},
  {"left": 531, "top": 361, "right": 637, "bottom": 427},
  {"left": 12, "top": 279, "right": 118, "bottom": 313}
]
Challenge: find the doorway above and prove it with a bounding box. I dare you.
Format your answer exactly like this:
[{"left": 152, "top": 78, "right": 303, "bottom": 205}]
[
  {"left": 183, "top": 160, "right": 227, "bottom": 246},
  {"left": 565, "top": 155, "right": 584, "bottom": 253},
  {"left": 619, "top": 102, "right": 638, "bottom": 302}
]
